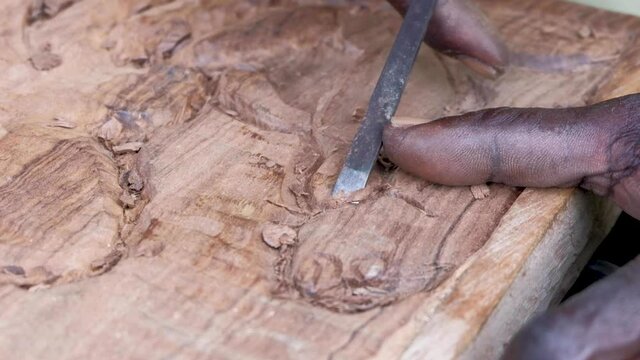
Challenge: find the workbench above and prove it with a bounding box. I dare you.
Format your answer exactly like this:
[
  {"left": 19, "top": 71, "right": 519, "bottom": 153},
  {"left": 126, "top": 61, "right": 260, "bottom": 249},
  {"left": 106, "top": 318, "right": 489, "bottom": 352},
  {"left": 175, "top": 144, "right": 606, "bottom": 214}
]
[{"left": 0, "top": 0, "right": 638, "bottom": 358}]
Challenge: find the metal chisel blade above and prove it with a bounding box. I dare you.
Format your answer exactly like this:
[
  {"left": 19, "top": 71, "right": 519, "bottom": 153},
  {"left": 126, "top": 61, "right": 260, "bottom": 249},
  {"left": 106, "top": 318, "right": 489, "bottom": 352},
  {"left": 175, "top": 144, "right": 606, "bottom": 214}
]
[{"left": 332, "top": 0, "right": 437, "bottom": 197}]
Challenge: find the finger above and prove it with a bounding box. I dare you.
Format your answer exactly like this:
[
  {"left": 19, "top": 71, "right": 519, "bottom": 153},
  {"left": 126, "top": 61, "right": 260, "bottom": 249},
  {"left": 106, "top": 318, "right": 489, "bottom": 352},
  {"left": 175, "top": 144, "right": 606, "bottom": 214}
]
[
  {"left": 386, "top": 0, "right": 508, "bottom": 77},
  {"left": 503, "top": 256, "right": 640, "bottom": 359},
  {"left": 383, "top": 107, "right": 607, "bottom": 187},
  {"left": 382, "top": 94, "right": 640, "bottom": 219}
]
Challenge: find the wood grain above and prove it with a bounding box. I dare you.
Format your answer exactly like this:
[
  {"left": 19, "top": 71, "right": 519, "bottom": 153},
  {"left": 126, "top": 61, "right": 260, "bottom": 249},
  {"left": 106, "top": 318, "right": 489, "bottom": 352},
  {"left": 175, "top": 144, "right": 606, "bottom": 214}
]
[{"left": 0, "top": 0, "right": 637, "bottom": 358}]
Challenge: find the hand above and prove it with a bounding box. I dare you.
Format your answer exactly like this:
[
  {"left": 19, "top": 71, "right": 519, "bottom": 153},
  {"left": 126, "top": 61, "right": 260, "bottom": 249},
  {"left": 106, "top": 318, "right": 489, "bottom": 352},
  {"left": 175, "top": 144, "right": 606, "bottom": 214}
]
[
  {"left": 386, "top": 0, "right": 508, "bottom": 77},
  {"left": 385, "top": 0, "right": 639, "bottom": 228},
  {"left": 383, "top": 1, "right": 640, "bottom": 358},
  {"left": 503, "top": 256, "right": 640, "bottom": 360},
  {"left": 381, "top": 97, "right": 640, "bottom": 359},
  {"left": 383, "top": 95, "right": 640, "bottom": 220}
]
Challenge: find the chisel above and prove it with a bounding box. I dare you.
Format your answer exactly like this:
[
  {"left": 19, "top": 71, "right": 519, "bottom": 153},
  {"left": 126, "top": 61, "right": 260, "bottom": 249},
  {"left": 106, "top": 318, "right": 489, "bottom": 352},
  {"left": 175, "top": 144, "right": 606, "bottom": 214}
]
[{"left": 332, "top": 0, "right": 437, "bottom": 196}]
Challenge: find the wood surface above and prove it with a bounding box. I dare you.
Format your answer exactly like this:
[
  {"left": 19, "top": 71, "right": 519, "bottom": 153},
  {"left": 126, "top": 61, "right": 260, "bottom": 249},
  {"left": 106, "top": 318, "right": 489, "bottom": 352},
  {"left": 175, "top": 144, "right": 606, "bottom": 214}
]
[{"left": 0, "top": 0, "right": 637, "bottom": 358}]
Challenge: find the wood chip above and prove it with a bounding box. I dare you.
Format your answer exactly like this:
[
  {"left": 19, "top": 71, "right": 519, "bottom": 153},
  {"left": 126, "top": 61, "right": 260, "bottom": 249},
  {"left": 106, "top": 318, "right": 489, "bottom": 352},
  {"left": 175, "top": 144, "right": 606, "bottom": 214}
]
[
  {"left": 2, "top": 265, "right": 25, "bottom": 276},
  {"left": 29, "top": 51, "right": 62, "bottom": 71},
  {"left": 126, "top": 169, "right": 144, "bottom": 192},
  {"left": 223, "top": 109, "right": 239, "bottom": 117},
  {"left": 470, "top": 185, "right": 491, "bottom": 200},
  {"left": 157, "top": 21, "right": 191, "bottom": 59},
  {"left": 352, "top": 286, "right": 388, "bottom": 296},
  {"left": 48, "top": 118, "right": 76, "bottom": 129},
  {"left": 119, "top": 191, "right": 136, "bottom": 208},
  {"left": 90, "top": 251, "right": 123, "bottom": 273},
  {"left": 352, "top": 108, "right": 365, "bottom": 121},
  {"left": 0, "top": 124, "right": 7, "bottom": 140},
  {"left": 391, "top": 116, "right": 426, "bottom": 126},
  {"left": 97, "top": 117, "right": 123, "bottom": 141},
  {"left": 248, "top": 157, "right": 260, "bottom": 165},
  {"left": 113, "top": 142, "right": 143, "bottom": 155},
  {"left": 262, "top": 224, "right": 297, "bottom": 249},
  {"left": 28, "top": 0, "right": 77, "bottom": 22},
  {"left": 578, "top": 25, "right": 593, "bottom": 39},
  {"left": 135, "top": 241, "right": 165, "bottom": 257}
]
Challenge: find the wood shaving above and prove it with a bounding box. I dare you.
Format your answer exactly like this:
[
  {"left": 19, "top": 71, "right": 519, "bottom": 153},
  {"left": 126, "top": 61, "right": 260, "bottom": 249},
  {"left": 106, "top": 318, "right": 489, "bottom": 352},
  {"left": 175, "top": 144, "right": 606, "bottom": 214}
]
[
  {"left": 90, "top": 251, "right": 123, "bottom": 273},
  {"left": 48, "top": 118, "right": 76, "bottom": 129},
  {"left": 262, "top": 224, "right": 297, "bottom": 249},
  {"left": 223, "top": 109, "right": 239, "bottom": 117},
  {"left": 352, "top": 286, "right": 388, "bottom": 296},
  {"left": 391, "top": 116, "right": 426, "bottom": 126},
  {"left": 113, "top": 141, "right": 143, "bottom": 155},
  {"left": 97, "top": 117, "right": 123, "bottom": 141}
]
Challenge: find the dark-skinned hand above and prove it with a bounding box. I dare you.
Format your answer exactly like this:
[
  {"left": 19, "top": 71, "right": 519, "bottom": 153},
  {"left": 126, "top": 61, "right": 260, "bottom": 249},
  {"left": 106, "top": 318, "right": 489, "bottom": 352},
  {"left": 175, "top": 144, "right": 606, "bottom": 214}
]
[{"left": 384, "top": 0, "right": 640, "bottom": 359}]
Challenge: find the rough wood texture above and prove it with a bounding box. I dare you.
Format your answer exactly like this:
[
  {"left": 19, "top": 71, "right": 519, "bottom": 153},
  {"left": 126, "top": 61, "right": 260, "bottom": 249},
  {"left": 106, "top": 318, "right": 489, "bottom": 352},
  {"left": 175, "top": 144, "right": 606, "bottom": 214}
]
[{"left": 0, "top": 0, "right": 637, "bottom": 358}]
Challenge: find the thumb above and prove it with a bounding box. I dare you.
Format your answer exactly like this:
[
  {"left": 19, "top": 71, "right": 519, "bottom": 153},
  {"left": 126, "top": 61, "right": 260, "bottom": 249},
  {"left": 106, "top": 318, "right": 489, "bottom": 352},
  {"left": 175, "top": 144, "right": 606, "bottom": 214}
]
[
  {"left": 382, "top": 94, "right": 640, "bottom": 219},
  {"left": 387, "top": 0, "right": 509, "bottom": 77}
]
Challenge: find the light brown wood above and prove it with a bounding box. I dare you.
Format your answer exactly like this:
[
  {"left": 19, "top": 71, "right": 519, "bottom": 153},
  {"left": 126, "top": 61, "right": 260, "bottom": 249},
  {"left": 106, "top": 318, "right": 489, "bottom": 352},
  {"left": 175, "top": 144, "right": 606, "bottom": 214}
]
[{"left": 0, "top": 0, "right": 637, "bottom": 358}]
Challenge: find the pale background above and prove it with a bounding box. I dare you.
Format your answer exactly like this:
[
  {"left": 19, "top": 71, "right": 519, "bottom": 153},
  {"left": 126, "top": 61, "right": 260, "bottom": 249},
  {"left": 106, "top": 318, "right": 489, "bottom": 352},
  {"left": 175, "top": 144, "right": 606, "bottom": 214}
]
[{"left": 569, "top": 0, "right": 640, "bottom": 16}]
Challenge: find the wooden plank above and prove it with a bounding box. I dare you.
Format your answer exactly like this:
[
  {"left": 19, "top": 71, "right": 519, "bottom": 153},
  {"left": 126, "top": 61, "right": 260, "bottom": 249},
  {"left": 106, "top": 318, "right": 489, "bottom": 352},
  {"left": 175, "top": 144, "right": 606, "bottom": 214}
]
[{"left": 0, "top": 0, "right": 637, "bottom": 358}]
